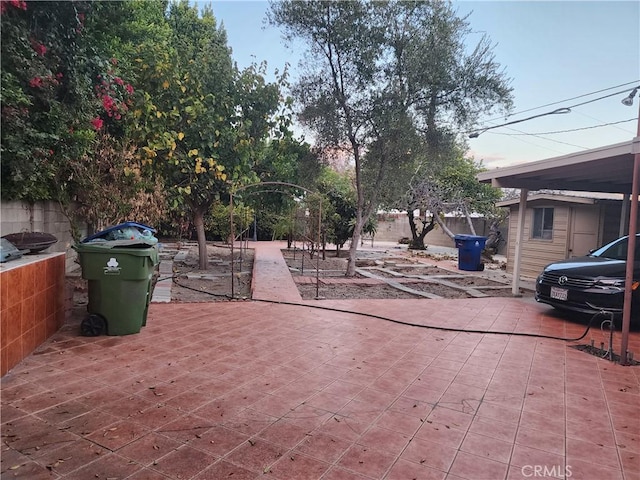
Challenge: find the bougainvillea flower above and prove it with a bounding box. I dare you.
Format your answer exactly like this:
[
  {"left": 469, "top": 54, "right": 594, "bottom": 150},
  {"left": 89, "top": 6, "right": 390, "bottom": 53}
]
[
  {"left": 101, "top": 95, "right": 115, "bottom": 111},
  {"left": 90, "top": 117, "right": 103, "bottom": 130},
  {"left": 32, "top": 41, "right": 47, "bottom": 56},
  {"left": 1, "top": 0, "right": 27, "bottom": 13}
]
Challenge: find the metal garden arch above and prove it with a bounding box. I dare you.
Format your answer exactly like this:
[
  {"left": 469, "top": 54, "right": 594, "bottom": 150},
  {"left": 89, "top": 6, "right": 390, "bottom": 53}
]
[{"left": 229, "top": 182, "right": 324, "bottom": 298}]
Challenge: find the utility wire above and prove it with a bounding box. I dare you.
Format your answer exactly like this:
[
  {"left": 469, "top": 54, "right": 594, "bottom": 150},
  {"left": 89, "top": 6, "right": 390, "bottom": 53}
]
[
  {"left": 500, "top": 126, "right": 587, "bottom": 150},
  {"left": 480, "top": 80, "right": 640, "bottom": 124},
  {"left": 564, "top": 87, "right": 638, "bottom": 110},
  {"left": 477, "top": 132, "right": 568, "bottom": 157},
  {"left": 488, "top": 118, "right": 637, "bottom": 136},
  {"left": 468, "top": 107, "right": 570, "bottom": 137},
  {"left": 574, "top": 110, "right": 637, "bottom": 134},
  {"left": 468, "top": 86, "right": 640, "bottom": 138}
]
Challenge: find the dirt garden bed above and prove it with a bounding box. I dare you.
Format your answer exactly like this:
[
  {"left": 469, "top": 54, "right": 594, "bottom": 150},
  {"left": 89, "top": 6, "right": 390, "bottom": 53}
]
[
  {"left": 281, "top": 248, "right": 363, "bottom": 277},
  {"left": 67, "top": 242, "right": 529, "bottom": 305},
  {"left": 297, "top": 282, "right": 423, "bottom": 300},
  {"left": 171, "top": 243, "right": 254, "bottom": 302},
  {"left": 281, "top": 247, "right": 529, "bottom": 301}
]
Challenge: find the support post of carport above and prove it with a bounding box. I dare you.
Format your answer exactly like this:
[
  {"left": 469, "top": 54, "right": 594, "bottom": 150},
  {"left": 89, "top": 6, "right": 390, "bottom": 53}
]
[
  {"left": 619, "top": 194, "right": 630, "bottom": 237},
  {"left": 620, "top": 135, "right": 640, "bottom": 365},
  {"left": 512, "top": 189, "right": 529, "bottom": 297}
]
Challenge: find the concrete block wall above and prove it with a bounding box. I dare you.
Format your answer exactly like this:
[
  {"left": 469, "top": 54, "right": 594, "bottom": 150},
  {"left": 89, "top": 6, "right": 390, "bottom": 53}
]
[
  {"left": 374, "top": 213, "right": 507, "bottom": 248},
  {"left": 1, "top": 200, "right": 87, "bottom": 272}
]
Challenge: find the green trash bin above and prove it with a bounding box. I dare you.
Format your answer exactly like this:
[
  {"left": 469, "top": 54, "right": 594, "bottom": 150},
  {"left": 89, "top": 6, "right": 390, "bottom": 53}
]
[{"left": 74, "top": 241, "right": 159, "bottom": 336}]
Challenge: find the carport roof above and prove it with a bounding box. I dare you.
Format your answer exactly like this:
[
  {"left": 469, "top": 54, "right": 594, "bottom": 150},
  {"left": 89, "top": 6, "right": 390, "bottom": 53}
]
[
  {"left": 495, "top": 192, "right": 622, "bottom": 207},
  {"left": 477, "top": 138, "right": 638, "bottom": 194}
]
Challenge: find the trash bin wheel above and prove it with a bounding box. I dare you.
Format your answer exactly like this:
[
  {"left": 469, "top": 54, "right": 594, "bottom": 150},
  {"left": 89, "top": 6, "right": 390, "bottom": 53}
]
[{"left": 81, "top": 314, "right": 107, "bottom": 337}]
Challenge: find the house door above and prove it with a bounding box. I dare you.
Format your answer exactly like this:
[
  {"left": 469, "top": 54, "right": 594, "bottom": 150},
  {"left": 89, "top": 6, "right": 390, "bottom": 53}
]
[{"left": 568, "top": 205, "right": 600, "bottom": 257}]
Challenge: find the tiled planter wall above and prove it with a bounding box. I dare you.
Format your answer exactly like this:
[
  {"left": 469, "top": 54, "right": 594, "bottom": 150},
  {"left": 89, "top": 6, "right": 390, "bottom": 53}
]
[{"left": 1, "top": 253, "right": 66, "bottom": 376}]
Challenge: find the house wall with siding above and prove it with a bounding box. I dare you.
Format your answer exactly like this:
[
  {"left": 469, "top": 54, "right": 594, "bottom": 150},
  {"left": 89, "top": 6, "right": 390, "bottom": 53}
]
[
  {"left": 504, "top": 202, "right": 570, "bottom": 278},
  {"left": 504, "top": 199, "right": 639, "bottom": 279}
]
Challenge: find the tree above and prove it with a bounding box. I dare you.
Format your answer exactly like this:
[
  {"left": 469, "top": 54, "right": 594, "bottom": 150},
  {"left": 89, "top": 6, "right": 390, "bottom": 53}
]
[
  {"left": 269, "top": 0, "right": 512, "bottom": 275},
  {"left": 404, "top": 150, "right": 503, "bottom": 249},
  {"left": 251, "top": 137, "right": 324, "bottom": 241},
  {"left": 2, "top": 0, "right": 295, "bottom": 253},
  {"left": 269, "top": 1, "right": 388, "bottom": 275},
  {"left": 128, "top": 2, "right": 288, "bottom": 269},
  {"left": 166, "top": 3, "right": 231, "bottom": 268},
  {"left": 374, "top": 1, "right": 513, "bottom": 247},
  {"left": 317, "top": 168, "right": 357, "bottom": 256},
  {"left": 379, "top": 1, "right": 512, "bottom": 143}
]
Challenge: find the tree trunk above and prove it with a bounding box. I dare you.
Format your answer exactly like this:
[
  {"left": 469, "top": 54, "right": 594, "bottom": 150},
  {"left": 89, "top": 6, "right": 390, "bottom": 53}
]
[
  {"left": 193, "top": 208, "right": 208, "bottom": 270},
  {"left": 407, "top": 210, "right": 424, "bottom": 249},
  {"left": 347, "top": 130, "right": 364, "bottom": 277},
  {"left": 433, "top": 212, "right": 455, "bottom": 240},
  {"left": 346, "top": 221, "right": 363, "bottom": 276},
  {"left": 462, "top": 204, "right": 477, "bottom": 235},
  {"left": 408, "top": 213, "right": 436, "bottom": 250}
]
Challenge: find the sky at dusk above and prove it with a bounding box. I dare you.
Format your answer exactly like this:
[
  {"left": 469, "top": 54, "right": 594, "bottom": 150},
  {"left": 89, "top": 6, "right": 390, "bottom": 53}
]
[{"left": 208, "top": 1, "right": 639, "bottom": 169}]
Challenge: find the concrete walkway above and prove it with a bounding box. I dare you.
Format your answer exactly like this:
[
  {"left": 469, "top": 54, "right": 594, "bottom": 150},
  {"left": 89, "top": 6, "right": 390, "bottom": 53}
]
[{"left": 251, "top": 241, "right": 302, "bottom": 303}]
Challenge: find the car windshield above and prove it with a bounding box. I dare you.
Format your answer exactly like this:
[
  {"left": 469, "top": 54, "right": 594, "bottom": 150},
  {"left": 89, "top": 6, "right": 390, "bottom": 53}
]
[{"left": 590, "top": 235, "right": 640, "bottom": 261}]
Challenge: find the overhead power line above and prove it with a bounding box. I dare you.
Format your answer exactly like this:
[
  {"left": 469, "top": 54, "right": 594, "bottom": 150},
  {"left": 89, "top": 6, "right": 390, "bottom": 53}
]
[
  {"left": 467, "top": 85, "right": 640, "bottom": 138},
  {"left": 481, "top": 80, "right": 640, "bottom": 124},
  {"left": 468, "top": 107, "right": 570, "bottom": 138},
  {"left": 488, "top": 117, "right": 638, "bottom": 136},
  {"left": 501, "top": 126, "right": 587, "bottom": 150},
  {"left": 564, "top": 88, "right": 637, "bottom": 110}
]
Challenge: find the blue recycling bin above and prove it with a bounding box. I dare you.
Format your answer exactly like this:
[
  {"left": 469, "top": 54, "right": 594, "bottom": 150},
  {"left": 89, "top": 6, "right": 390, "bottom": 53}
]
[{"left": 454, "top": 234, "right": 487, "bottom": 271}]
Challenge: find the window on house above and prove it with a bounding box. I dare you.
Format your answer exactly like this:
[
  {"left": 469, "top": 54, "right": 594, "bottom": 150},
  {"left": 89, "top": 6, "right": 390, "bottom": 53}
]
[{"left": 532, "top": 207, "right": 554, "bottom": 240}]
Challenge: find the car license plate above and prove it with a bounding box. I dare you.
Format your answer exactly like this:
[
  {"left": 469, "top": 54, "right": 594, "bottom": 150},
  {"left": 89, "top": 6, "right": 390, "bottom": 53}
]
[{"left": 550, "top": 286, "right": 568, "bottom": 301}]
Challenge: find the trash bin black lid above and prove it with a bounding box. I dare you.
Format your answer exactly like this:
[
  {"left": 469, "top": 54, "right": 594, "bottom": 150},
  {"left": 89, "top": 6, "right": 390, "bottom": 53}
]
[
  {"left": 81, "top": 222, "right": 156, "bottom": 243},
  {"left": 73, "top": 240, "right": 159, "bottom": 256}
]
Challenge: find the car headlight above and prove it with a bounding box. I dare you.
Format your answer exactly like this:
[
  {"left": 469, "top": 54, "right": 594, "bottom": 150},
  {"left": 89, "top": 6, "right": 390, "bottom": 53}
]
[{"left": 594, "top": 278, "right": 624, "bottom": 288}]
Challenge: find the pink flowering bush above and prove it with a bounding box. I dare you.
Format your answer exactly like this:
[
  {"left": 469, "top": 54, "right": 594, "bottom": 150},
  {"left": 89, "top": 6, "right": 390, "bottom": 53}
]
[
  {"left": 1, "top": 0, "right": 94, "bottom": 201},
  {"left": 93, "top": 64, "right": 134, "bottom": 130}
]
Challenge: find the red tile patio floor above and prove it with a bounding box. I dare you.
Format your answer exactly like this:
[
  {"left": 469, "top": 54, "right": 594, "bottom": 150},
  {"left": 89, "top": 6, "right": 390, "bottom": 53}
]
[{"left": 2, "top": 241, "right": 639, "bottom": 479}]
